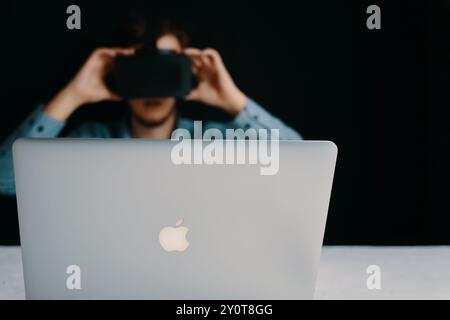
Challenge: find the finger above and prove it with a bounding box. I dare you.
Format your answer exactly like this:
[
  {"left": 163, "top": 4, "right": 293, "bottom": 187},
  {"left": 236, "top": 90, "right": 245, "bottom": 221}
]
[
  {"left": 107, "top": 47, "right": 135, "bottom": 56},
  {"left": 185, "top": 48, "right": 213, "bottom": 68},
  {"left": 191, "top": 64, "right": 200, "bottom": 76},
  {"left": 184, "top": 48, "right": 206, "bottom": 70},
  {"left": 183, "top": 47, "right": 202, "bottom": 57},
  {"left": 96, "top": 47, "right": 135, "bottom": 58},
  {"left": 107, "top": 91, "right": 122, "bottom": 101},
  {"left": 97, "top": 48, "right": 135, "bottom": 75},
  {"left": 184, "top": 88, "right": 201, "bottom": 101},
  {"left": 203, "top": 48, "right": 223, "bottom": 66},
  {"left": 190, "top": 55, "right": 204, "bottom": 69},
  {"left": 200, "top": 52, "right": 213, "bottom": 69},
  {"left": 191, "top": 61, "right": 209, "bottom": 81}
]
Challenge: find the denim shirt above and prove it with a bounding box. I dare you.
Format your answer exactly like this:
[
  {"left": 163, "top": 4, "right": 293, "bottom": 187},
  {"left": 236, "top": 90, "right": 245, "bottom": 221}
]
[{"left": 0, "top": 98, "right": 301, "bottom": 196}]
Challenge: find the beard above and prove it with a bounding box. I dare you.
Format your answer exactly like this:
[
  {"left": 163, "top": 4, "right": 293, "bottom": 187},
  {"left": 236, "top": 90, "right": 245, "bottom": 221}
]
[{"left": 131, "top": 107, "right": 177, "bottom": 128}]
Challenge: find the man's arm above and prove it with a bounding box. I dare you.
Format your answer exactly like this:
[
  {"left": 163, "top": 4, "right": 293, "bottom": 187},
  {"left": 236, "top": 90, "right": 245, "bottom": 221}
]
[
  {"left": 183, "top": 48, "right": 302, "bottom": 139},
  {"left": 0, "top": 47, "right": 134, "bottom": 197},
  {"left": 0, "top": 106, "right": 66, "bottom": 196},
  {"left": 230, "top": 98, "right": 302, "bottom": 139}
]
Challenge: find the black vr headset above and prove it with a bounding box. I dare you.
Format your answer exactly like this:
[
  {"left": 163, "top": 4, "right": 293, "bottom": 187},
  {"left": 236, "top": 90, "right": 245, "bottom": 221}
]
[{"left": 111, "top": 48, "right": 194, "bottom": 99}]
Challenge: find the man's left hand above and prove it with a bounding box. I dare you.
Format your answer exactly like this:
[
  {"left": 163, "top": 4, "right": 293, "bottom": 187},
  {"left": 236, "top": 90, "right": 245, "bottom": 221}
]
[{"left": 183, "top": 48, "right": 248, "bottom": 116}]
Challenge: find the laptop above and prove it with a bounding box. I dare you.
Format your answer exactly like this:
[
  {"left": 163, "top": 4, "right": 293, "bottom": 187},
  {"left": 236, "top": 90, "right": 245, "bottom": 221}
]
[{"left": 13, "top": 138, "right": 337, "bottom": 299}]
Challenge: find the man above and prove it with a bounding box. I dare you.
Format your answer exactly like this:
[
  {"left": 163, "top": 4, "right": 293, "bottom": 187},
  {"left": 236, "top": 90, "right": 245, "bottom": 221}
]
[{"left": 0, "top": 17, "right": 301, "bottom": 196}]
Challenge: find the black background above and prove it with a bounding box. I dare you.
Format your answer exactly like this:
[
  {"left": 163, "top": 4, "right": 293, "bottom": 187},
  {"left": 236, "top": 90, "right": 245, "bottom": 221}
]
[{"left": 0, "top": 0, "right": 448, "bottom": 245}]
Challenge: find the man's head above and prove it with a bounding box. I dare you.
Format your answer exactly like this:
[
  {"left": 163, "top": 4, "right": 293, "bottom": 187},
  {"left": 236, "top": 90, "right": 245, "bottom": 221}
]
[{"left": 119, "top": 16, "right": 189, "bottom": 127}]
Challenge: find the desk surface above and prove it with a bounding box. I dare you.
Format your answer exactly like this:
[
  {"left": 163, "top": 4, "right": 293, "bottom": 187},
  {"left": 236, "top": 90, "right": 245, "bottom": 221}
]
[{"left": 1, "top": 246, "right": 449, "bottom": 300}]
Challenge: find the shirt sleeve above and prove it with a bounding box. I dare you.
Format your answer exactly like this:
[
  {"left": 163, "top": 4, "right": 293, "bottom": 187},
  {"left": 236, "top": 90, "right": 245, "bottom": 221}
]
[
  {"left": 0, "top": 104, "right": 66, "bottom": 196},
  {"left": 230, "top": 98, "right": 303, "bottom": 140}
]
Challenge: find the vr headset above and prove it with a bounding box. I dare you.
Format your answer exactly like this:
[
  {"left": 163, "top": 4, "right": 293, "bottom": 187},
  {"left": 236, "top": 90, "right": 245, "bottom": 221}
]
[{"left": 112, "top": 48, "right": 194, "bottom": 99}]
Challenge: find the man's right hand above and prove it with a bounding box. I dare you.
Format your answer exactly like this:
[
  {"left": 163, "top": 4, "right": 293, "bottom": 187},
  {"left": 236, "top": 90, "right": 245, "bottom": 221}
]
[{"left": 43, "top": 47, "right": 135, "bottom": 121}]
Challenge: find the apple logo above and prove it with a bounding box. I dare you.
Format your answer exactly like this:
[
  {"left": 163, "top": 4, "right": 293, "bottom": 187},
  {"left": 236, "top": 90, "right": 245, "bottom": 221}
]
[{"left": 159, "top": 219, "right": 190, "bottom": 252}]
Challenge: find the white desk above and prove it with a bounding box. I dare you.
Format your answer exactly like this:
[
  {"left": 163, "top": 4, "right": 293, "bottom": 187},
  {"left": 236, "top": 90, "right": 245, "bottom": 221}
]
[{"left": 1, "top": 246, "right": 449, "bottom": 300}]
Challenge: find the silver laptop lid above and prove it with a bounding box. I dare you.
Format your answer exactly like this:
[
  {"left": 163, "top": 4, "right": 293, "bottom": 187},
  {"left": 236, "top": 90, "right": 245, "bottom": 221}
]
[{"left": 13, "top": 139, "right": 337, "bottom": 299}]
